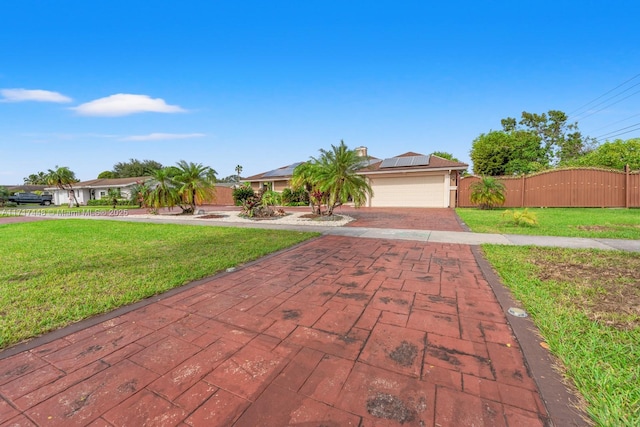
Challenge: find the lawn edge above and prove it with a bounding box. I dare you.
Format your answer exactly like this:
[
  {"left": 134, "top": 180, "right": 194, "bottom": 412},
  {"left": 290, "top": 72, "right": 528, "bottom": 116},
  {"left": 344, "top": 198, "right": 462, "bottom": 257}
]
[{"left": 470, "top": 245, "right": 591, "bottom": 427}]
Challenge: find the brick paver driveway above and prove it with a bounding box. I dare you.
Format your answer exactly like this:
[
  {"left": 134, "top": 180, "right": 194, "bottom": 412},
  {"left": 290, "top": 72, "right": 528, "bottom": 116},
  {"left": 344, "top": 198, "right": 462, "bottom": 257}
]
[{"left": 0, "top": 228, "right": 549, "bottom": 426}]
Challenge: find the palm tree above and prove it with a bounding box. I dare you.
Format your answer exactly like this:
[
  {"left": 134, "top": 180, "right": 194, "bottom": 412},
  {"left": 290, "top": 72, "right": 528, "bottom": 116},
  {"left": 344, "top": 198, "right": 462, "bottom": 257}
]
[
  {"left": 146, "top": 167, "right": 179, "bottom": 212},
  {"left": 313, "top": 141, "right": 373, "bottom": 215},
  {"left": 235, "top": 165, "right": 243, "bottom": 182},
  {"left": 47, "top": 166, "right": 80, "bottom": 207},
  {"left": 469, "top": 176, "right": 507, "bottom": 209},
  {"left": 173, "top": 161, "right": 217, "bottom": 214},
  {"left": 291, "top": 161, "right": 324, "bottom": 214},
  {"left": 106, "top": 188, "right": 121, "bottom": 209}
]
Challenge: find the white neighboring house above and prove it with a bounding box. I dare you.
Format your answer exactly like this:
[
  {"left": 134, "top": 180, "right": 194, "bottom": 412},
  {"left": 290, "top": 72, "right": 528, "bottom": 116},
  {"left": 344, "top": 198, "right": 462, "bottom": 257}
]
[{"left": 46, "top": 177, "right": 149, "bottom": 206}]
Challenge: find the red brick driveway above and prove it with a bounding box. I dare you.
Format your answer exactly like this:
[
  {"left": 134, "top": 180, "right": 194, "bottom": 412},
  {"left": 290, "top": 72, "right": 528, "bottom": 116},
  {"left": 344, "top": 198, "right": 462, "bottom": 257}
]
[{"left": 0, "top": 214, "right": 553, "bottom": 426}]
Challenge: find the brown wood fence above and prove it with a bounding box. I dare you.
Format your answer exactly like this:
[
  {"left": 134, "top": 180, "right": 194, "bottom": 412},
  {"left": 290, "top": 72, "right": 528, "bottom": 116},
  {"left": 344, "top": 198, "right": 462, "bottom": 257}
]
[{"left": 458, "top": 167, "right": 640, "bottom": 208}]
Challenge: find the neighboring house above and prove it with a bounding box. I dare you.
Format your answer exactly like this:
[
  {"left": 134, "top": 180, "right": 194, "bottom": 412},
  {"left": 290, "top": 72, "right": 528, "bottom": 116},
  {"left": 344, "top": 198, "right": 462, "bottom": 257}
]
[
  {"left": 2, "top": 185, "right": 49, "bottom": 193},
  {"left": 46, "top": 177, "right": 149, "bottom": 206},
  {"left": 244, "top": 147, "right": 469, "bottom": 208}
]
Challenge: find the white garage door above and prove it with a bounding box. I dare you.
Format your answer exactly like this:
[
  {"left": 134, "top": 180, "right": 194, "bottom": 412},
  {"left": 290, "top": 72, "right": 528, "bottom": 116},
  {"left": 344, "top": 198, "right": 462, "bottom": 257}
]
[{"left": 370, "top": 174, "right": 446, "bottom": 207}]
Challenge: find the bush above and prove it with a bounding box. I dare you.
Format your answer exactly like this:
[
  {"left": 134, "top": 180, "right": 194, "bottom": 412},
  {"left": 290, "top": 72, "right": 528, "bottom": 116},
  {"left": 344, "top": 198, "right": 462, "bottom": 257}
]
[
  {"left": 502, "top": 209, "right": 538, "bottom": 227},
  {"left": 282, "top": 187, "right": 309, "bottom": 206},
  {"left": 470, "top": 176, "right": 506, "bottom": 209},
  {"left": 233, "top": 185, "right": 255, "bottom": 206},
  {"left": 87, "top": 199, "right": 131, "bottom": 206}
]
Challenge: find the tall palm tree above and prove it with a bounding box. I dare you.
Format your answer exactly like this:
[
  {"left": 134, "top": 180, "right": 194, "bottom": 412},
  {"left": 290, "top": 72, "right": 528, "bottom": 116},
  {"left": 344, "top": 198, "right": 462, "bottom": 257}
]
[
  {"left": 173, "top": 161, "right": 217, "bottom": 214},
  {"left": 47, "top": 166, "right": 80, "bottom": 207},
  {"left": 469, "top": 176, "right": 507, "bottom": 209},
  {"left": 146, "top": 167, "right": 179, "bottom": 212},
  {"left": 313, "top": 141, "right": 372, "bottom": 215}
]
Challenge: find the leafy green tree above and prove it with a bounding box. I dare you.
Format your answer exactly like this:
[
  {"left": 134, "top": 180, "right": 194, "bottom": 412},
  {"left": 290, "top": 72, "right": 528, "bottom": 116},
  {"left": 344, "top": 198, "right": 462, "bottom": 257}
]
[
  {"left": 112, "top": 159, "right": 163, "bottom": 178},
  {"left": 0, "top": 186, "right": 9, "bottom": 206},
  {"left": 46, "top": 166, "right": 80, "bottom": 207},
  {"left": 470, "top": 130, "right": 546, "bottom": 176},
  {"left": 430, "top": 151, "right": 460, "bottom": 162},
  {"left": 23, "top": 171, "right": 49, "bottom": 185},
  {"left": 472, "top": 110, "right": 593, "bottom": 175},
  {"left": 567, "top": 138, "right": 640, "bottom": 170},
  {"left": 469, "top": 176, "right": 506, "bottom": 209},
  {"left": 98, "top": 170, "right": 117, "bottom": 179},
  {"left": 173, "top": 161, "right": 217, "bottom": 214}
]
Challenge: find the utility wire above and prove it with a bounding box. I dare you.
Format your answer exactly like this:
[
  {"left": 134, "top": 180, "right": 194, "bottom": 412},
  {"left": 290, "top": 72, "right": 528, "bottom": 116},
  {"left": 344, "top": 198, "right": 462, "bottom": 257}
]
[
  {"left": 572, "top": 87, "right": 640, "bottom": 123},
  {"left": 594, "top": 121, "right": 640, "bottom": 139},
  {"left": 589, "top": 112, "right": 640, "bottom": 133},
  {"left": 594, "top": 125, "right": 640, "bottom": 143},
  {"left": 568, "top": 72, "right": 640, "bottom": 117},
  {"left": 571, "top": 85, "right": 640, "bottom": 122}
]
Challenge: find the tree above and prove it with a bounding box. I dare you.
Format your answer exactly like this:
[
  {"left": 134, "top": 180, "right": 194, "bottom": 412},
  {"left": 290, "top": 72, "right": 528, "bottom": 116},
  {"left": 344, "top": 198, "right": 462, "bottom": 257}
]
[
  {"left": 291, "top": 161, "right": 325, "bottom": 215},
  {"left": 129, "top": 180, "right": 151, "bottom": 208},
  {"left": 112, "top": 159, "right": 163, "bottom": 178},
  {"left": 23, "top": 171, "right": 49, "bottom": 185},
  {"left": 471, "top": 110, "right": 592, "bottom": 175},
  {"left": 469, "top": 176, "right": 506, "bottom": 209},
  {"left": 235, "top": 165, "right": 243, "bottom": 181},
  {"left": 106, "top": 188, "right": 121, "bottom": 209},
  {"left": 173, "top": 161, "right": 217, "bottom": 214},
  {"left": 46, "top": 166, "right": 80, "bottom": 207},
  {"left": 0, "top": 186, "right": 9, "bottom": 207},
  {"left": 470, "top": 130, "right": 546, "bottom": 176},
  {"left": 430, "top": 151, "right": 460, "bottom": 162},
  {"left": 98, "top": 170, "right": 117, "bottom": 179},
  {"left": 567, "top": 138, "right": 640, "bottom": 170},
  {"left": 146, "top": 168, "right": 179, "bottom": 212},
  {"left": 292, "top": 141, "right": 372, "bottom": 216}
]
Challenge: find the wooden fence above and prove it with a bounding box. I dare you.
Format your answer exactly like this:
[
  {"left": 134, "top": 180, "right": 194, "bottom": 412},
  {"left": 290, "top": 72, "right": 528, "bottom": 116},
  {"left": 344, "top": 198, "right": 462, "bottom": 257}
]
[{"left": 458, "top": 167, "right": 640, "bottom": 208}]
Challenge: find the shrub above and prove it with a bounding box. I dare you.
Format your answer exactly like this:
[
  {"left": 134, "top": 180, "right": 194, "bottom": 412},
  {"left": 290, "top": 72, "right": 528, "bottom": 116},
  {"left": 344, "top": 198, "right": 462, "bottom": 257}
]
[
  {"left": 470, "top": 176, "right": 506, "bottom": 209},
  {"left": 87, "top": 199, "right": 131, "bottom": 206},
  {"left": 502, "top": 209, "right": 538, "bottom": 227},
  {"left": 233, "top": 185, "right": 255, "bottom": 206},
  {"left": 261, "top": 190, "right": 282, "bottom": 207},
  {"left": 282, "top": 187, "right": 309, "bottom": 206}
]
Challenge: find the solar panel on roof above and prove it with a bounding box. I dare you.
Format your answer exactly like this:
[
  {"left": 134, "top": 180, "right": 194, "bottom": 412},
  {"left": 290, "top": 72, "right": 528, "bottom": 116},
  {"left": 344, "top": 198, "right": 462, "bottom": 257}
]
[
  {"left": 262, "top": 162, "right": 305, "bottom": 177},
  {"left": 379, "top": 155, "right": 430, "bottom": 169}
]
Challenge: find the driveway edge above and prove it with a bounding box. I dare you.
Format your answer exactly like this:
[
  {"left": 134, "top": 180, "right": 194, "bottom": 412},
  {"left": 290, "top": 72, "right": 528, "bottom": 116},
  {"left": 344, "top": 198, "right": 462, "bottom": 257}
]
[{"left": 470, "top": 245, "right": 590, "bottom": 427}]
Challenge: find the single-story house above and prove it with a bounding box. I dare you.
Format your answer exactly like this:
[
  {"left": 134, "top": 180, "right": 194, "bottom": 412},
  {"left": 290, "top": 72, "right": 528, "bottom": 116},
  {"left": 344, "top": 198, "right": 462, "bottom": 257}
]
[
  {"left": 46, "top": 177, "right": 149, "bottom": 206},
  {"left": 244, "top": 147, "right": 468, "bottom": 208}
]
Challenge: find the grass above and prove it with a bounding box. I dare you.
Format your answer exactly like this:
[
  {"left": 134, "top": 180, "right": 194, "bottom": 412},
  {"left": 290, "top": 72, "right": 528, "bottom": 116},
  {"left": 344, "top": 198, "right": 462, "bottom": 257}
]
[
  {"left": 456, "top": 207, "right": 640, "bottom": 239},
  {"left": 482, "top": 245, "right": 640, "bottom": 426},
  {"left": 0, "top": 219, "right": 318, "bottom": 349}
]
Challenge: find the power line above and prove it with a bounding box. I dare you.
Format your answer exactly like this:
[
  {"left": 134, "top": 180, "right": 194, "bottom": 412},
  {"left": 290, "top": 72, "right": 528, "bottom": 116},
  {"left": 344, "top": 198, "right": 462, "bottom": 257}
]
[
  {"left": 568, "top": 72, "right": 640, "bottom": 117},
  {"left": 594, "top": 121, "right": 640, "bottom": 140},
  {"left": 573, "top": 87, "right": 640, "bottom": 121},
  {"left": 589, "top": 112, "right": 640, "bottom": 133}
]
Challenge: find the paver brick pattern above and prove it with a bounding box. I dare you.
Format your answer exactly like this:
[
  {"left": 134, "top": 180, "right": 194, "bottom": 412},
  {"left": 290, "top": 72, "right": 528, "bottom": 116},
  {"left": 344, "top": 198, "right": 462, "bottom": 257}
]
[{"left": 0, "top": 235, "right": 549, "bottom": 426}]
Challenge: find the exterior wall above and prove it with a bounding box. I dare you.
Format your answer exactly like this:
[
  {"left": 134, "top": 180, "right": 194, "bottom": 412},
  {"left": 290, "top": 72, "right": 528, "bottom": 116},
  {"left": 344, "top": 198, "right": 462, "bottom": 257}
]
[
  {"left": 273, "top": 180, "right": 290, "bottom": 192},
  {"left": 458, "top": 167, "right": 640, "bottom": 208}
]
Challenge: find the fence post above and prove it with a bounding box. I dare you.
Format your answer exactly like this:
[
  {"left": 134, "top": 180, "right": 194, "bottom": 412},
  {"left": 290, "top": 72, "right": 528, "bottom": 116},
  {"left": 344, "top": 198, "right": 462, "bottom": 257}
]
[
  {"left": 521, "top": 174, "right": 525, "bottom": 207},
  {"left": 626, "top": 164, "right": 630, "bottom": 209}
]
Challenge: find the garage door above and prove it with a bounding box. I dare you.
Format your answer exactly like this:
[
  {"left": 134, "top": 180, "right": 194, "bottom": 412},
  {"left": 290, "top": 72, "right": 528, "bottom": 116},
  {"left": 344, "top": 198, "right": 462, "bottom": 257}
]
[{"left": 370, "top": 175, "right": 446, "bottom": 207}]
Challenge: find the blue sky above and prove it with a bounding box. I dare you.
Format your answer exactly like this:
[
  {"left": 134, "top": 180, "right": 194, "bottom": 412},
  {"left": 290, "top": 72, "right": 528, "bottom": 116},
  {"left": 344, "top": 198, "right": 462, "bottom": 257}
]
[{"left": 2, "top": 1, "right": 639, "bottom": 183}]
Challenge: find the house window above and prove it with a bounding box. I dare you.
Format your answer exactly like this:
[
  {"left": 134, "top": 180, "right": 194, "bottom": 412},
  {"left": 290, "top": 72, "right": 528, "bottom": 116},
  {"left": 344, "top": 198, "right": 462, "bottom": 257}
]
[{"left": 100, "top": 191, "right": 106, "bottom": 198}]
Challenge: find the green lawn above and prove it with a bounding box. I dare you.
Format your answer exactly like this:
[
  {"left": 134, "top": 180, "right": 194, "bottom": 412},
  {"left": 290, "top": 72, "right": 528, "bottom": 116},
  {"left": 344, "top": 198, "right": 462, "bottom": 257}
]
[
  {"left": 456, "top": 207, "right": 640, "bottom": 239},
  {"left": 0, "top": 220, "right": 318, "bottom": 349},
  {"left": 483, "top": 245, "right": 640, "bottom": 426}
]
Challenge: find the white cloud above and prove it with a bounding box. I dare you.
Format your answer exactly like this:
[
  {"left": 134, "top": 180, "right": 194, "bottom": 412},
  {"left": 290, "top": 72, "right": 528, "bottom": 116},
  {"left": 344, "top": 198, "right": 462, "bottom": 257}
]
[
  {"left": 0, "top": 88, "right": 72, "bottom": 103},
  {"left": 72, "top": 93, "right": 186, "bottom": 117},
  {"left": 122, "top": 132, "right": 206, "bottom": 141}
]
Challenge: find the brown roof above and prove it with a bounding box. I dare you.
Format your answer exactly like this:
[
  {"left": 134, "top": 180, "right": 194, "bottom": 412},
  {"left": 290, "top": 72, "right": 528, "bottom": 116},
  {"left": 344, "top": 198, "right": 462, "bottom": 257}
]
[
  {"left": 46, "top": 177, "right": 150, "bottom": 189},
  {"left": 362, "top": 153, "right": 467, "bottom": 173}
]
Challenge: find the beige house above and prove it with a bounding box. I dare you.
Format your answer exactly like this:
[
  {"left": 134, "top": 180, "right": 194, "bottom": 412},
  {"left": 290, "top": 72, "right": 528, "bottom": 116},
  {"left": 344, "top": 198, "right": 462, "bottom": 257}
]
[{"left": 244, "top": 148, "right": 468, "bottom": 208}]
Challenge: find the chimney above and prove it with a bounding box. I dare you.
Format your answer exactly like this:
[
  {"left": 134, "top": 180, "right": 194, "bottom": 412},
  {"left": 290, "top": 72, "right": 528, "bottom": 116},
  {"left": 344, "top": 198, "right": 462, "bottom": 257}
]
[{"left": 355, "top": 146, "right": 368, "bottom": 157}]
